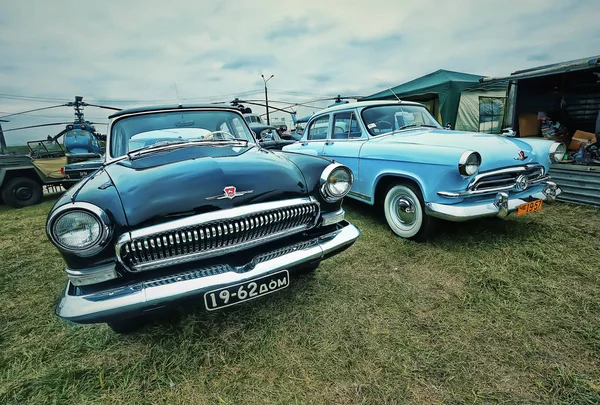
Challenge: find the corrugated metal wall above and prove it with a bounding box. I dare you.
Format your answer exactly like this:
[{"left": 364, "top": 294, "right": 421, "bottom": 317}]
[{"left": 549, "top": 164, "right": 600, "bottom": 207}]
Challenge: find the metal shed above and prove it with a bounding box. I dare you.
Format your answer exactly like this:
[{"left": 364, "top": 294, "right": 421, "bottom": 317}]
[{"left": 481, "top": 55, "right": 600, "bottom": 207}]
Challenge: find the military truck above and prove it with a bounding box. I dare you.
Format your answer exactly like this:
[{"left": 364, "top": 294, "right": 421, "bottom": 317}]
[{"left": 1, "top": 121, "right": 69, "bottom": 208}]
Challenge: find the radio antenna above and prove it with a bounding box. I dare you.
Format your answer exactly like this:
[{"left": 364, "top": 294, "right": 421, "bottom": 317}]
[
  {"left": 173, "top": 82, "right": 182, "bottom": 107},
  {"left": 388, "top": 86, "right": 401, "bottom": 103}
]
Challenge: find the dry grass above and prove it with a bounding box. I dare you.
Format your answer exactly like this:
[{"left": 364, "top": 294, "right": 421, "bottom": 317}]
[{"left": 0, "top": 195, "right": 599, "bottom": 404}]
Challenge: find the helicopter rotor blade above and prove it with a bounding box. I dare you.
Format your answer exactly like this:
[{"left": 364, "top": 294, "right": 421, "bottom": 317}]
[
  {"left": 0, "top": 104, "right": 69, "bottom": 120},
  {"left": 81, "top": 103, "right": 122, "bottom": 111},
  {"left": 2, "top": 122, "right": 75, "bottom": 133}
]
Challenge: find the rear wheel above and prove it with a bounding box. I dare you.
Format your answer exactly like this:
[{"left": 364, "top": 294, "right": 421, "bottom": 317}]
[
  {"left": 1, "top": 177, "right": 43, "bottom": 208},
  {"left": 383, "top": 183, "right": 436, "bottom": 242}
]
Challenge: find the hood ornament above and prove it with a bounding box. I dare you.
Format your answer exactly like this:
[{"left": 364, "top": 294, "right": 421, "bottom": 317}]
[
  {"left": 206, "top": 186, "right": 253, "bottom": 200},
  {"left": 514, "top": 150, "right": 528, "bottom": 161}
]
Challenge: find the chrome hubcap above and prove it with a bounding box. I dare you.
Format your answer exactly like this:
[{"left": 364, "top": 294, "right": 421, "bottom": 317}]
[{"left": 395, "top": 197, "right": 416, "bottom": 225}]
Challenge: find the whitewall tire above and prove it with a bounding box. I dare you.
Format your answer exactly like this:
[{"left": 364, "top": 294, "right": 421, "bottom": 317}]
[{"left": 383, "top": 184, "right": 435, "bottom": 241}]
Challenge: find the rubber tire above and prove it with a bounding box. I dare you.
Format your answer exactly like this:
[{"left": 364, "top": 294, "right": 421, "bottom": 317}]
[
  {"left": 107, "top": 316, "right": 150, "bottom": 334},
  {"left": 1, "top": 177, "right": 43, "bottom": 208},
  {"left": 383, "top": 183, "right": 436, "bottom": 242},
  {"left": 62, "top": 182, "right": 74, "bottom": 190}
]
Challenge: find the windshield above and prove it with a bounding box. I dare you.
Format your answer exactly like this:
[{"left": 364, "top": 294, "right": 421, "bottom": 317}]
[
  {"left": 361, "top": 105, "right": 441, "bottom": 136},
  {"left": 110, "top": 110, "right": 255, "bottom": 157}
]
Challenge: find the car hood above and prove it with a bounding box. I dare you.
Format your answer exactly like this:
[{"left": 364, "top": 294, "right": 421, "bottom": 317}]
[
  {"left": 103, "top": 145, "right": 309, "bottom": 227},
  {"left": 374, "top": 129, "right": 540, "bottom": 170}
]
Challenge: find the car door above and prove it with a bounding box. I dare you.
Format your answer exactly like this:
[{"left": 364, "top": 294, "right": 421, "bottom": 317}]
[
  {"left": 322, "top": 110, "right": 367, "bottom": 195},
  {"left": 290, "top": 114, "right": 330, "bottom": 156}
]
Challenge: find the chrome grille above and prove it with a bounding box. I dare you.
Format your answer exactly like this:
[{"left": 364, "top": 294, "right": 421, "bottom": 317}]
[
  {"left": 116, "top": 198, "right": 320, "bottom": 272},
  {"left": 469, "top": 165, "right": 546, "bottom": 193}
]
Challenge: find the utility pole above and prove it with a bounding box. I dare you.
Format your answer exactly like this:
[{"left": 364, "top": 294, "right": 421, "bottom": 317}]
[{"left": 261, "top": 74, "right": 274, "bottom": 125}]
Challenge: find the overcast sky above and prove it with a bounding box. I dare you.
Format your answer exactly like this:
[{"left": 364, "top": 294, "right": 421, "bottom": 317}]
[{"left": 1, "top": 0, "right": 599, "bottom": 145}]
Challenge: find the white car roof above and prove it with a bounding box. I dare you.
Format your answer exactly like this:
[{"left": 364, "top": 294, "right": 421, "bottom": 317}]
[{"left": 315, "top": 100, "right": 425, "bottom": 115}]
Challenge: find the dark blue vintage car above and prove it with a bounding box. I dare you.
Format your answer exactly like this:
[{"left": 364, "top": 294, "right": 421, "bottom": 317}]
[{"left": 46, "top": 104, "right": 360, "bottom": 333}]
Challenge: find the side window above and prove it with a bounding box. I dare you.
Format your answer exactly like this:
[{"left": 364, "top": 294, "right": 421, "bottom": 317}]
[
  {"left": 332, "top": 112, "right": 361, "bottom": 140},
  {"left": 231, "top": 117, "right": 246, "bottom": 137},
  {"left": 306, "top": 116, "right": 330, "bottom": 140}
]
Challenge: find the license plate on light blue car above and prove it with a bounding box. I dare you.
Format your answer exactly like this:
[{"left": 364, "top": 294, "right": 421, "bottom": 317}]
[{"left": 203, "top": 270, "right": 289, "bottom": 311}]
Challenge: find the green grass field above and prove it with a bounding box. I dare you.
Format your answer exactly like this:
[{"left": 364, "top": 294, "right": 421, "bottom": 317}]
[{"left": 0, "top": 197, "right": 599, "bottom": 404}]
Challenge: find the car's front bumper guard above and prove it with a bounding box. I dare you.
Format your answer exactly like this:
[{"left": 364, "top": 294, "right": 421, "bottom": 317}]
[
  {"left": 56, "top": 220, "right": 360, "bottom": 324},
  {"left": 425, "top": 181, "right": 561, "bottom": 222}
]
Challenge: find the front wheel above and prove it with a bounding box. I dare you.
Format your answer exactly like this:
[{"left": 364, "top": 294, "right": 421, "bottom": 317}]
[
  {"left": 383, "top": 184, "right": 436, "bottom": 241},
  {"left": 1, "top": 177, "right": 43, "bottom": 208}
]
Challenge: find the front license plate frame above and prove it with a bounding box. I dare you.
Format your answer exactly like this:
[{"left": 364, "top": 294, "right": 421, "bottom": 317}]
[
  {"left": 517, "top": 199, "right": 543, "bottom": 216},
  {"left": 203, "top": 270, "right": 290, "bottom": 311}
]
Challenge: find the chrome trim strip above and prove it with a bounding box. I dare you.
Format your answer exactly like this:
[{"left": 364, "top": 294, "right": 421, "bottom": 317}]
[
  {"left": 46, "top": 202, "right": 113, "bottom": 257},
  {"left": 115, "top": 197, "right": 320, "bottom": 272},
  {"left": 56, "top": 221, "right": 361, "bottom": 323},
  {"left": 348, "top": 190, "right": 372, "bottom": 201}
]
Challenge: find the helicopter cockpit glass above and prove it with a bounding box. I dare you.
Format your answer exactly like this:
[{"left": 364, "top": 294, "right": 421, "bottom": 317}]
[{"left": 110, "top": 110, "right": 256, "bottom": 158}]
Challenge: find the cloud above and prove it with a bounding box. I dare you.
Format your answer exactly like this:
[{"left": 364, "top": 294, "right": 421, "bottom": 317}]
[
  {"left": 265, "top": 17, "right": 331, "bottom": 40},
  {"left": 349, "top": 33, "right": 403, "bottom": 49},
  {"left": 0, "top": 0, "right": 599, "bottom": 144},
  {"left": 222, "top": 55, "right": 278, "bottom": 70},
  {"left": 527, "top": 53, "right": 551, "bottom": 62}
]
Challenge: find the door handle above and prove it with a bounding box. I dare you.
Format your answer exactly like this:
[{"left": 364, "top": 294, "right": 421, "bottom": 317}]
[
  {"left": 301, "top": 142, "right": 308, "bottom": 146},
  {"left": 325, "top": 141, "right": 334, "bottom": 145}
]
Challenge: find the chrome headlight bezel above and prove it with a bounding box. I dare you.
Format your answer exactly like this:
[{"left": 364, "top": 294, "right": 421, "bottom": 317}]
[
  {"left": 319, "top": 163, "right": 354, "bottom": 203},
  {"left": 458, "top": 151, "right": 481, "bottom": 176},
  {"left": 46, "top": 202, "right": 112, "bottom": 257},
  {"left": 549, "top": 142, "right": 566, "bottom": 163}
]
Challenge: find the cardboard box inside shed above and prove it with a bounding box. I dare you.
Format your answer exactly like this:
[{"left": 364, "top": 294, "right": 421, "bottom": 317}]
[
  {"left": 518, "top": 113, "right": 540, "bottom": 137},
  {"left": 569, "top": 130, "right": 597, "bottom": 151}
]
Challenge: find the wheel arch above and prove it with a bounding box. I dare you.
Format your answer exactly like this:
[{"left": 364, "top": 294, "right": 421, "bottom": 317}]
[
  {"left": 0, "top": 168, "right": 44, "bottom": 187},
  {"left": 373, "top": 173, "right": 426, "bottom": 207}
]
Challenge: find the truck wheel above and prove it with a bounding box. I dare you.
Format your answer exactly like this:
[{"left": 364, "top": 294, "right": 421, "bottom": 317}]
[
  {"left": 383, "top": 183, "right": 436, "bottom": 242},
  {"left": 1, "top": 177, "right": 43, "bottom": 208}
]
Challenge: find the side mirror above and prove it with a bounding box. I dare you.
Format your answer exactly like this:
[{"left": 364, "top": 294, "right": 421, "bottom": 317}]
[{"left": 445, "top": 123, "right": 452, "bottom": 130}]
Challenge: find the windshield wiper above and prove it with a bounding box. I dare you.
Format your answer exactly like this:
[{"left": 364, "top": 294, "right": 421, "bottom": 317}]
[
  {"left": 396, "top": 124, "right": 440, "bottom": 131},
  {"left": 126, "top": 138, "right": 250, "bottom": 160}
]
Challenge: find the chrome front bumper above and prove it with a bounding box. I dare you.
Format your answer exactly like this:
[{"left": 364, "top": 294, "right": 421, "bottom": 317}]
[
  {"left": 425, "top": 182, "right": 561, "bottom": 222},
  {"left": 56, "top": 221, "right": 360, "bottom": 324}
]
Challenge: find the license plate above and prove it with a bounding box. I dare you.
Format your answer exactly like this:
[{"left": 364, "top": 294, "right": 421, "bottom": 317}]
[
  {"left": 517, "top": 199, "right": 543, "bottom": 216},
  {"left": 203, "top": 270, "right": 289, "bottom": 311}
]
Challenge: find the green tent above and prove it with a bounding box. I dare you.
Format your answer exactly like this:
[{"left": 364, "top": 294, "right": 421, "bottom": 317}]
[{"left": 360, "top": 69, "right": 485, "bottom": 128}]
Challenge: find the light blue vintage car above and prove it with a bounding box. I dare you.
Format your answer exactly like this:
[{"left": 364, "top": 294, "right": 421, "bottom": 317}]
[{"left": 282, "top": 100, "right": 566, "bottom": 241}]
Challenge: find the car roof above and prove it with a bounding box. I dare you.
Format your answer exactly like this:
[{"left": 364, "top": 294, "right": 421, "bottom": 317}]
[
  {"left": 314, "top": 100, "right": 425, "bottom": 115},
  {"left": 108, "top": 103, "right": 241, "bottom": 119}
]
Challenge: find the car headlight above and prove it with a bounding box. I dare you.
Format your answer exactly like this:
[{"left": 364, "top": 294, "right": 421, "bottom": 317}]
[
  {"left": 549, "top": 142, "right": 566, "bottom": 163},
  {"left": 320, "top": 163, "right": 353, "bottom": 202},
  {"left": 47, "top": 202, "right": 111, "bottom": 256},
  {"left": 458, "top": 151, "right": 481, "bottom": 176}
]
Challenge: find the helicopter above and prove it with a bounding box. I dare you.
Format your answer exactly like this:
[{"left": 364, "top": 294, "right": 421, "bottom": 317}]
[
  {"left": 0, "top": 97, "right": 121, "bottom": 208},
  {"left": 0, "top": 96, "right": 121, "bottom": 161}
]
